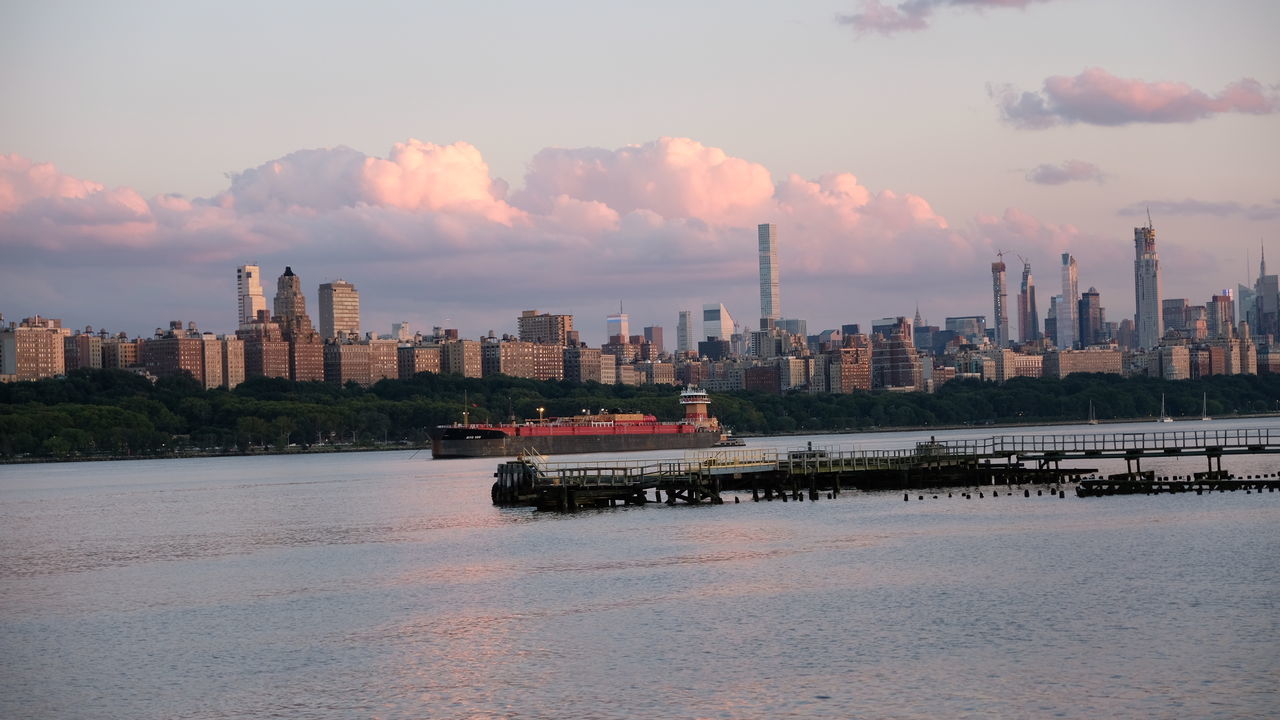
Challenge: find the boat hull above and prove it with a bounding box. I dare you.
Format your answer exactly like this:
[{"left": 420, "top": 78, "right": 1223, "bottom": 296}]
[{"left": 432, "top": 430, "right": 720, "bottom": 458}]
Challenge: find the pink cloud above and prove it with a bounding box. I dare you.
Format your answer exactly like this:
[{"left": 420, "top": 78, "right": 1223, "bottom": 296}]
[
  {"left": 513, "top": 137, "right": 775, "bottom": 225},
  {"left": 0, "top": 154, "right": 106, "bottom": 212},
  {"left": 362, "top": 140, "right": 522, "bottom": 224},
  {"left": 838, "top": 0, "right": 1051, "bottom": 36},
  {"left": 1025, "top": 160, "right": 1105, "bottom": 185},
  {"left": 994, "top": 68, "right": 1279, "bottom": 128}
]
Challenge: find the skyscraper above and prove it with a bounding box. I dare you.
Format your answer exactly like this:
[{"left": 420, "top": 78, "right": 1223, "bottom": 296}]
[
  {"left": 236, "top": 265, "right": 267, "bottom": 327},
  {"left": 1059, "top": 253, "right": 1078, "bottom": 349},
  {"left": 702, "top": 303, "right": 734, "bottom": 341},
  {"left": 1255, "top": 244, "right": 1280, "bottom": 338},
  {"left": 676, "top": 310, "right": 695, "bottom": 353},
  {"left": 1207, "top": 290, "right": 1235, "bottom": 339},
  {"left": 991, "top": 255, "right": 1009, "bottom": 347},
  {"left": 1017, "top": 258, "right": 1039, "bottom": 342},
  {"left": 1078, "top": 287, "right": 1104, "bottom": 346},
  {"left": 643, "top": 325, "right": 664, "bottom": 354},
  {"left": 318, "top": 280, "right": 360, "bottom": 340},
  {"left": 272, "top": 267, "right": 322, "bottom": 381},
  {"left": 273, "top": 266, "right": 312, "bottom": 331},
  {"left": 758, "top": 223, "right": 780, "bottom": 323},
  {"left": 1133, "top": 220, "right": 1163, "bottom": 349},
  {"left": 606, "top": 310, "right": 629, "bottom": 343}
]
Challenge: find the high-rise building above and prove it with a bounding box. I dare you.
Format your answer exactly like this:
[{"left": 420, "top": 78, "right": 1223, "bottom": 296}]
[
  {"left": 1207, "top": 290, "right": 1235, "bottom": 339},
  {"left": 1017, "top": 259, "right": 1039, "bottom": 342},
  {"left": 236, "top": 317, "right": 290, "bottom": 379},
  {"left": 702, "top": 303, "right": 734, "bottom": 341},
  {"left": 1077, "top": 287, "right": 1104, "bottom": 346},
  {"left": 273, "top": 266, "right": 312, "bottom": 332},
  {"left": 870, "top": 317, "right": 922, "bottom": 391},
  {"left": 1059, "top": 253, "right": 1079, "bottom": 350},
  {"left": 643, "top": 325, "right": 664, "bottom": 354},
  {"left": 945, "top": 316, "right": 986, "bottom": 344},
  {"left": 991, "top": 255, "right": 1009, "bottom": 347},
  {"left": 1162, "top": 298, "right": 1189, "bottom": 334},
  {"left": 271, "top": 267, "right": 322, "bottom": 381},
  {"left": 1045, "top": 296, "right": 1061, "bottom": 345},
  {"left": 236, "top": 265, "right": 267, "bottom": 327},
  {"left": 676, "top": 311, "right": 695, "bottom": 354},
  {"left": 758, "top": 223, "right": 780, "bottom": 322},
  {"left": 1133, "top": 221, "right": 1163, "bottom": 349},
  {"left": 318, "top": 280, "right": 360, "bottom": 340},
  {"left": 1, "top": 316, "right": 67, "bottom": 381},
  {"left": 606, "top": 310, "right": 629, "bottom": 343},
  {"left": 1254, "top": 245, "right": 1279, "bottom": 339},
  {"left": 518, "top": 310, "right": 574, "bottom": 346}
]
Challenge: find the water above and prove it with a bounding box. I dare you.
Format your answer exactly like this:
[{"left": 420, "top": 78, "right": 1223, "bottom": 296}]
[{"left": 2, "top": 419, "right": 1278, "bottom": 719}]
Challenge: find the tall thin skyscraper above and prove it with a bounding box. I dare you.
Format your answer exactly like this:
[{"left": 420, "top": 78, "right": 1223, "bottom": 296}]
[
  {"left": 1017, "top": 258, "right": 1039, "bottom": 342},
  {"left": 318, "top": 280, "right": 360, "bottom": 339},
  {"left": 676, "top": 311, "right": 694, "bottom": 353},
  {"left": 991, "top": 255, "right": 1009, "bottom": 347},
  {"left": 1058, "top": 253, "right": 1078, "bottom": 349},
  {"left": 758, "top": 223, "right": 780, "bottom": 323},
  {"left": 1133, "top": 219, "right": 1163, "bottom": 348},
  {"left": 236, "top": 265, "right": 267, "bottom": 327}
]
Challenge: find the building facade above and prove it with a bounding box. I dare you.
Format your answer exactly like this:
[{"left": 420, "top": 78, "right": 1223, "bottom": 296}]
[
  {"left": 317, "top": 280, "right": 360, "bottom": 340},
  {"left": 517, "top": 310, "right": 574, "bottom": 346}
]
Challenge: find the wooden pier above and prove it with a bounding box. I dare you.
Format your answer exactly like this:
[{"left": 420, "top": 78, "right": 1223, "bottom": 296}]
[{"left": 491, "top": 428, "right": 1280, "bottom": 511}]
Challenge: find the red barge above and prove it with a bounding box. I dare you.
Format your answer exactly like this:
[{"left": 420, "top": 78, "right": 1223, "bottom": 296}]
[{"left": 430, "top": 387, "right": 724, "bottom": 458}]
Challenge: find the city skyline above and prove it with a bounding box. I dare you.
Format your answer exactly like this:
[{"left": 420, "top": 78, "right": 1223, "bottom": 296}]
[{"left": 1, "top": 1, "right": 1278, "bottom": 344}]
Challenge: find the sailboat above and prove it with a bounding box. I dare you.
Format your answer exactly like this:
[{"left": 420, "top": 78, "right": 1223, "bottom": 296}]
[
  {"left": 1201, "top": 392, "right": 1211, "bottom": 422},
  {"left": 1157, "top": 394, "right": 1173, "bottom": 423},
  {"left": 1087, "top": 400, "right": 1099, "bottom": 425}
]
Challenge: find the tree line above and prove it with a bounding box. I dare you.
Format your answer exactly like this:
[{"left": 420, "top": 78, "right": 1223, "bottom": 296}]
[{"left": 2, "top": 369, "right": 1278, "bottom": 459}]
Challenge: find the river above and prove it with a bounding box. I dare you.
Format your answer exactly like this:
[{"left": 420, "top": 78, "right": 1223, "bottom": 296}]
[{"left": 2, "top": 418, "right": 1277, "bottom": 719}]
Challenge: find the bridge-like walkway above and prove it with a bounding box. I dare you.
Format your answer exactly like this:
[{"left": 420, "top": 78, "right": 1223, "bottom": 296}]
[{"left": 492, "top": 428, "right": 1280, "bottom": 510}]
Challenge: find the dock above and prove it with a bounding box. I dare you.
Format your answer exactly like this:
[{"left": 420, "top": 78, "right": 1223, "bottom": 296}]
[{"left": 491, "top": 428, "right": 1280, "bottom": 511}]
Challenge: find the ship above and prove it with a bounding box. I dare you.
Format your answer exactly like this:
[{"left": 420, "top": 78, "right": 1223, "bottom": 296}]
[{"left": 430, "top": 387, "right": 724, "bottom": 458}]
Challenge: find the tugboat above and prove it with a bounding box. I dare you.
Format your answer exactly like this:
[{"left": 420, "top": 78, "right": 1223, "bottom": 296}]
[{"left": 431, "top": 386, "right": 725, "bottom": 458}]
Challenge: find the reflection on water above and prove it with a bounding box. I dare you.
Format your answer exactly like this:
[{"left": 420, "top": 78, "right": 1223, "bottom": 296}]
[{"left": 1, "top": 419, "right": 1278, "bottom": 719}]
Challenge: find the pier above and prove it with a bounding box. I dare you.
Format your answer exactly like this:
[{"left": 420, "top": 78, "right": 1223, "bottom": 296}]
[{"left": 491, "top": 428, "right": 1280, "bottom": 510}]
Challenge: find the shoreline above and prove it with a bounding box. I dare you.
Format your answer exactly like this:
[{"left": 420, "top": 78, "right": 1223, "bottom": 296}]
[{"left": 6, "top": 411, "right": 1279, "bottom": 465}]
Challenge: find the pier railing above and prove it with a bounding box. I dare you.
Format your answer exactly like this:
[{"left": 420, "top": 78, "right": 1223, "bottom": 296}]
[
  {"left": 518, "top": 428, "right": 1279, "bottom": 489},
  {"left": 950, "top": 428, "right": 1276, "bottom": 455}
]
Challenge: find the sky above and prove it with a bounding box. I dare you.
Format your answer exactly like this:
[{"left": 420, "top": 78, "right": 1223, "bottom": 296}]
[{"left": 1, "top": 0, "right": 1278, "bottom": 345}]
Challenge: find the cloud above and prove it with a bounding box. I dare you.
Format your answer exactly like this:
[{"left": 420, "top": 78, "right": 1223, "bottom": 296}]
[
  {"left": 994, "top": 68, "right": 1280, "bottom": 128},
  {"left": 1118, "top": 198, "right": 1280, "bottom": 222},
  {"left": 837, "top": 0, "right": 1050, "bottom": 36},
  {"left": 1025, "top": 160, "right": 1105, "bottom": 185},
  {"left": 513, "top": 137, "right": 775, "bottom": 225},
  {"left": 0, "top": 137, "right": 1115, "bottom": 339}
]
